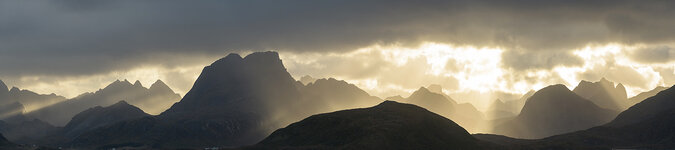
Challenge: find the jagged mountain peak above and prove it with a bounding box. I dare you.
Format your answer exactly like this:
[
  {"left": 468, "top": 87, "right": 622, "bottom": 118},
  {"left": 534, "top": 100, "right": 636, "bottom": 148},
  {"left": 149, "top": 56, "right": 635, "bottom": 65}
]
[
  {"left": 133, "top": 80, "right": 143, "bottom": 87},
  {"left": 9, "top": 87, "right": 20, "bottom": 93},
  {"left": 149, "top": 80, "right": 173, "bottom": 93}
]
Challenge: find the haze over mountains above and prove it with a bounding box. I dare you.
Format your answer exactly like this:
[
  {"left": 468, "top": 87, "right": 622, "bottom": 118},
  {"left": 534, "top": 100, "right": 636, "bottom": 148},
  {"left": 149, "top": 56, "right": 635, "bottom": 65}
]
[
  {"left": 0, "top": 51, "right": 673, "bottom": 149},
  {"left": 26, "top": 79, "right": 180, "bottom": 126}
]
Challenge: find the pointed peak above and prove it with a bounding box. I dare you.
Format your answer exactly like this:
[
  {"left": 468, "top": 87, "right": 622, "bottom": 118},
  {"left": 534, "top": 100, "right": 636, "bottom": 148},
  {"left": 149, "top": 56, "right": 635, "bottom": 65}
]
[
  {"left": 415, "top": 87, "right": 431, "bottom": 93},
  {"left": 112, "top": 100, "right": 130, "bottom": 106},
  {"left": 133, "top": 80, "right": 143, "bottom": 87},
  {"left": 150, "top": 80, "right": 174, "bottom": 93},
  {"left": 9, "top": 87, "right": 20, "bottom": 93},
  {"left": 616, "top": 83, "right": 625, "bottom": 89}
]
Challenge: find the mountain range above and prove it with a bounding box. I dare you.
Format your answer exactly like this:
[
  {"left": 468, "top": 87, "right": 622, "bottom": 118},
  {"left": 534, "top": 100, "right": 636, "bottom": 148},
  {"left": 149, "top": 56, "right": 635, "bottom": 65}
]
[
  {"left": 26, "top": 79, "right": 180, "bottom": 126},
  {"left": 67, "top": 52, "right": 384, "bottom": 149},
  {"left": 1, "top": 51, "right": 674, "bottom": 149},
  {"left": 0, "top": 80, "right": 66, "bottom": 118}
]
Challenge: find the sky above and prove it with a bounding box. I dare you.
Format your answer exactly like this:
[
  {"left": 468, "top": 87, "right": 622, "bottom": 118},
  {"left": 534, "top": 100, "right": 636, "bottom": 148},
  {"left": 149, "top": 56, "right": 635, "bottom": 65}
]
[{"left": 1, "top": 0, "right": 675, "bottom": 109}]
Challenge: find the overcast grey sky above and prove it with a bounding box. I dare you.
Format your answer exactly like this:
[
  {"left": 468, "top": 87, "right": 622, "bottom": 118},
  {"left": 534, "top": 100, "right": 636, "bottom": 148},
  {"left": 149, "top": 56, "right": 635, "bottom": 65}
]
[{"left": 1, "top": 0, "right": 674, "bottom": 108}]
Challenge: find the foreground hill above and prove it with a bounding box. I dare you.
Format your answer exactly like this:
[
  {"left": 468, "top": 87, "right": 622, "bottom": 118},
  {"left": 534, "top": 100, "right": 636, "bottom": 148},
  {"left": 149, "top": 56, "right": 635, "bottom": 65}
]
[
  {"left": 251, "top": 101, "right": 493, "bottom": 149},
  {"left": 493, "top": 84, "right": 617, "bottom": 139},
  {"left": 27, "top": 79, "right": 180, "bottom": 126}
]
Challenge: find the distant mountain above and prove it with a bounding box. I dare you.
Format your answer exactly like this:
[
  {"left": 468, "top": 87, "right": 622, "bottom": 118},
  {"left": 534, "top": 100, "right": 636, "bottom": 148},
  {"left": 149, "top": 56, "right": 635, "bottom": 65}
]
[
  {"left": 485, "top": 90, "right": 535, "bottom": 120},
  {"left": 0, "top": 80, "right": 66, "bottom": 114},
  {"left": 298, "top": 78, "right": 383, "bottom": 114},
  {"left": 628, "top": 86, "right": 667, "bottom": 105},
  {"left": 62, "top": 101, "right": 150, "bottom": 139},
  {"left": 493, "top": 84, "right": 617, "bottom": 139},
  {"left": 485, "top": 99, "right": 517, "bottom": 119},
  {"left": 298, "top": 75, "right": 317, "bottom": 85},
  {"left": 27, "top": 79, "right": 180, "bottom": 126},
  {"left": 251, "top": 101, "right": 492, "bottom": 149},
  {"left": 573, "top": 78, "right": 628, "bottom": 111},
  {"left": 400, "top": 87, "right": 484, "bottom": 132}
]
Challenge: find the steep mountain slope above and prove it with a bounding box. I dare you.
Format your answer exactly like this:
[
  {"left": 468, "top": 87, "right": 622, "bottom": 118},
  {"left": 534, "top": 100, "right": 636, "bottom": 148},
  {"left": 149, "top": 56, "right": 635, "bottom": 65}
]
[
  {"left": 70, "top": 52, "right": 310, "bottom": 149},
  {"left": 27, "top": 79, "right": 180, "bottom": 126},
  {"left": 252, "top": 101, "right": 490, "bottom": 149},
  {"left": 628, "top": 86, "right": 667, "bottom": 105},
  {"left": 607, "top": 85, "right": 675, "bottom": 127},
  {"left": 572, "top": 78, "right": 628, "bottom": 111},
  {"left": 62, "top": 101, "right": 150, "bottom": 138},
  {"left": 493, "top": 84, "right": 617, "bottom": 139},
  {"left": 0, "top": 80, "right": 8, "bottom": 100}
]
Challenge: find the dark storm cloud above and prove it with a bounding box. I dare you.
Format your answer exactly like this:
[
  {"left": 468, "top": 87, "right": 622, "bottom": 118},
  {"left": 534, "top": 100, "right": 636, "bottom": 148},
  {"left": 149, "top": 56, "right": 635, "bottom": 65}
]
[
  {"left": 629, "top": 46, "right": 675, "bottom": 64},
  {"left": 2, "top": 0, "right": 675, "bottom": 77}
]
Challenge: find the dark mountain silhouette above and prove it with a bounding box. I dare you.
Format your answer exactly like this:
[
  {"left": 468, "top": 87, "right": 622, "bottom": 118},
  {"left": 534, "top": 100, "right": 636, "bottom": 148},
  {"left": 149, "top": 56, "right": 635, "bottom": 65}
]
[
  {"left": 607, "top": 85, "right": 675, "bottom": 127},
  {"left": 493, "top": 84, "right": 617, "bottom": 139},
  {"left": 251, "top": 101, "right": 491, "bottom": 149},
  {"left": 298, "top": 75, "right": 317, "bottom": 85},
  {"left": 61, "top": 101, "right": 150, "bottom": 139},
  {"left": 572, "top": 78, "right": 628, "bottom": 111},
  {"left": 0, "top": 133, "right": 17, "bottom": 149},
  {"left": 0, "top": 114, "right": 57, "bottom": 144},
  {"left": 508, "top": 85, "right": 675, "bottom": 149},
  {"left": 0, "top": 80, "right": 8, "bottom": 100},
  {"left": 628, "top": 86, "right": 667, "bottom": 105},
  {"left": 0, "top": 80, "right": 66, "bottom": 115},
  {"left": 400, "top": 87, "right": 484, "bottom": 132},
  {"left": 68, "top": 52, "right": 387, "bottom": 149},
  {"left": 27, "top": 79, "right": 180, "bottom": 126},
  {"left": 69, "top": 52, "right": 309, "bottom": 149}
]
